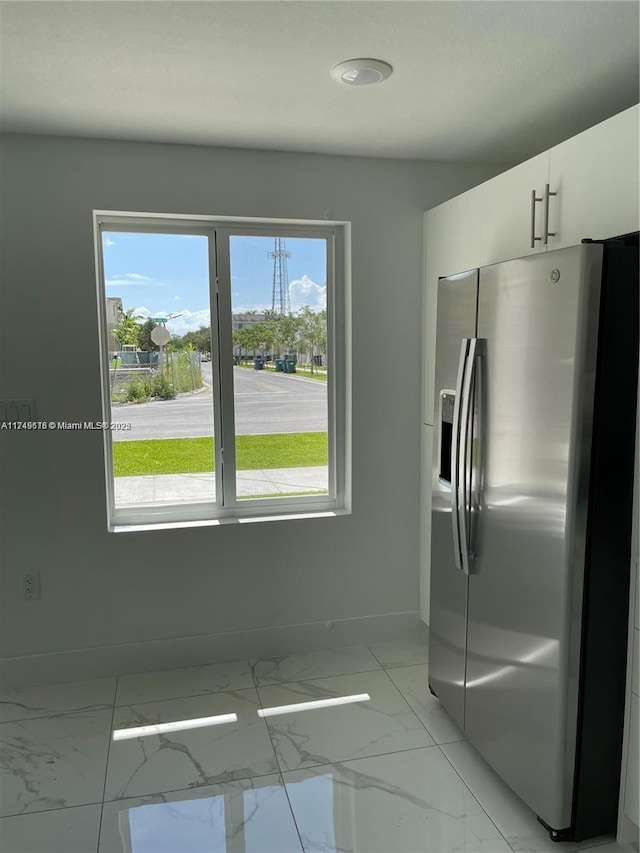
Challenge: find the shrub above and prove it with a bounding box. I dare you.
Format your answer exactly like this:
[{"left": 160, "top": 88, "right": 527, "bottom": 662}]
[
  {"left": 166, "top": 351, "right": 202, "bottom": 393},
  {"left": 124, "top": 380, "right": 148, "bottom": 402},
  {"left": 151, "top": 372, "right": 175, "bottom": 400},
  {"left": 110, "top": 350, "right": 200, "bottom": 403}
]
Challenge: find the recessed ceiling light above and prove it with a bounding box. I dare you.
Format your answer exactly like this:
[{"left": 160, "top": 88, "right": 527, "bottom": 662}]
[{"left": 331, "top": 58, "right": 393, "bottom": 86}]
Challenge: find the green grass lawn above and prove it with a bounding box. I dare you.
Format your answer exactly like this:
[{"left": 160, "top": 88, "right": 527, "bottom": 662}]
[{"left": 113, "top": 432, "right": 328, "bottom": 477}]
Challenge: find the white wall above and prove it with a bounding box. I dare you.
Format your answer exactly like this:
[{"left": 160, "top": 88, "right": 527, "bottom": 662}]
[{"left": 0, "top": 133, "right": 503, "bottom": 686}]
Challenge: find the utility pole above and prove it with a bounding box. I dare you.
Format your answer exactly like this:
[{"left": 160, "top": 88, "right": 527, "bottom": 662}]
[{"left": 268, "top": 238, "right": 292, "bottom": 314}]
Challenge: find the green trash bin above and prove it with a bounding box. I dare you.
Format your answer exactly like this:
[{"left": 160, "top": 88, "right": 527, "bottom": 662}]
[
  {"left": 285, "top": 358, "right": 296, "bottom": 374},
  {"left": 275, "top": 358, "right": 283, "bottom": 372}
]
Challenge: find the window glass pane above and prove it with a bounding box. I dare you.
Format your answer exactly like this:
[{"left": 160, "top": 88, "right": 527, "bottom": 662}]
[
  {"left": 229, "top": 236, "right": 329, "bottom": 500},
  {"left": 102, "top": 232, "right": 215, "bottom": 509}
]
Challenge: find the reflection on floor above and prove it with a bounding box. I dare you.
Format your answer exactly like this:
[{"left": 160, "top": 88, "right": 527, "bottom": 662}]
[{"left": 0, "top": 639, "right": 628, "bottom": 853}]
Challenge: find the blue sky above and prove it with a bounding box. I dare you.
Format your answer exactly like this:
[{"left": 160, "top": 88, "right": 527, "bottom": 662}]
[{"left": 102, "top": 232, "right": 327, "bottom": 336}]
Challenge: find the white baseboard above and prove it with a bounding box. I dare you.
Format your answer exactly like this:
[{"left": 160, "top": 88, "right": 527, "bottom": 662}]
[
  {"left": 617, "top": 813, "right": 639, "bottom": 849},
  {"left": 0, "top": 610, "right": 425, "bottom": 689}
]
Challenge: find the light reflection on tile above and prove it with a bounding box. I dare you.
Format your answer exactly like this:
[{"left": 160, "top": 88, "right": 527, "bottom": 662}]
[
  {"left": 250, "top": 646, "right": 381, "bottom": 686},
  {"left": 386, "top": 664, "right": 465, "bottom": 744},
  {"left": 0, "top": 678, "right": 116, "bottom": 723},
  {"left": 367, "top": 637, "right": 430, "bottom": 668},
  {"left": 0, "top": 803, "right": 102, "bottom": 853},
  {"left": 104, "top": 689, "right": 278, "bottom": 801},
  {"left": 441, "top": 741, "right": 613, "bottom": 853},
  {"left": 283, "top": 746, "right": 512, "bottom": 852},
  {"left": 0, "top": 710, "right": 113, "bottom": 817},
  {"left": 99, "top": 774, "right": 303, "bottom": 852},
  {"left": 259, "top": 693, "right": 371, "bottom": 718},
  {"left": 257, "top": 670, "right": 435, "bottom": 772},
  {"left": 115, "top": 660, "right": 253, "bottom": 706},
  {"left": 3, "top": 641, "right": 617, "bottom": 853}
]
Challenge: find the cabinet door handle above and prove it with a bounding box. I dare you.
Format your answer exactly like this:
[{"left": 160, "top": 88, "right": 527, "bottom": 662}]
[
  {"left": 543, "top": 183, "right": 557, "bottom": 244},
  {"left": 530, "top": 189, "right": 543, "bottom": 248}
]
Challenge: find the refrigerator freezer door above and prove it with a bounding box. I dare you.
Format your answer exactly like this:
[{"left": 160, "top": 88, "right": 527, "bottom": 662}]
[
  {"left": 465, "top": 245, "right": 604, "bottom": 830},
  {"left": 429, "top": 269, "right": 478, "bottom": 731}
]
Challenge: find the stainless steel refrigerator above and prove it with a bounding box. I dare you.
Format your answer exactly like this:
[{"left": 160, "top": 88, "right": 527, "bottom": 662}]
[{"left": 429, "top": 239, "right": 638, "bottom": 842}]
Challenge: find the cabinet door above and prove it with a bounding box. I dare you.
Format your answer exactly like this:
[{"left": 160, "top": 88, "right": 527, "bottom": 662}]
[
  {"left": 547, "top": 106, "right": 640, "bottom": 249},
  {"left": 423, "top": 187, "right": 482, "bottom": 425},
  {"left": 480, "top": 152, "right": 550, "bottom": 266}
]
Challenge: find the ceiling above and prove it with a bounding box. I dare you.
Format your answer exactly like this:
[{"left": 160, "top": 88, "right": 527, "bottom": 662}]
[{"left": 0, "top": 1, "right": 638, "bottom": 165}]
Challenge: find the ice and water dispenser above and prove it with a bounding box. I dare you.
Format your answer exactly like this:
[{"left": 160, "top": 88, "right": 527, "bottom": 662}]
[{"left": 439, "top": 392, "right": 455, "bottom": 485}]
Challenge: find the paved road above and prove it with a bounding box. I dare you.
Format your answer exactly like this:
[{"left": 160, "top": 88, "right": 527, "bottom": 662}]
[{"left": 111, "top": 364, "right": 327, "bottom": 440}]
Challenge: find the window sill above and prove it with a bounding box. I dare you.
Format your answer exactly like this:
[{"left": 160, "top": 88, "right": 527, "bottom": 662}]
[{"left": 110, "top": 507, "right": 350, "bottom": 534}]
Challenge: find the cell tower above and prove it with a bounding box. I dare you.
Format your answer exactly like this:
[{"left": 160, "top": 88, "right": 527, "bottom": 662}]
[{"left": 268, "top": 238, "right": 292, "bottom": 314}]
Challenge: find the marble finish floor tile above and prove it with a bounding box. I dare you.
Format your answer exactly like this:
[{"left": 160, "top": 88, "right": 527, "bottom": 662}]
[
  {"left": 105, "top": 688, "right": 278, "bottom": 801},
  {"left": 99, "top": 773, "right": 303, "bottom": 852},
  {"left": 257, "top": 670, "right": 435, "bottom": 772},
  {"left": 0, "top": 709, "right": 113, "bottom": 817},
  {"left": 250, "top": 645, "right": 381, "bottom": 686},
  {"left": 115, "top": 659, "right": 253, "bottom": 706},
  {"left": 441, "top": 741, "right": 613, "bottom": 852},
  {"left": 0, "top": 803, "right": 102, "bottom": 853},
  {"left": 0, "top": 677, "right": 116, "bottom": 723},
  {"left": 386, "top": 664, "right": 465, "bottom": 744},
  {"left": 367, "top": 636, "right": 429, "bottom": 668},
  {"left": 283, "top": 746, "right": 512, "bottom": 852}
]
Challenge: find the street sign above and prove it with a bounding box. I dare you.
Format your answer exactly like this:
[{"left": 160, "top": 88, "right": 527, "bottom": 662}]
[{"left": 151, "top": 325, "right": 170, "bottom": 346}]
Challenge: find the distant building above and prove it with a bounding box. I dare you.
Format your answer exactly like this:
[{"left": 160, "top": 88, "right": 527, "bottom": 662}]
[
  {"left": 232, "top": 312, "right": 269, "bottom": 330},
  {"left": 106, "top": 297, "right": 123, "bottom": 352}
]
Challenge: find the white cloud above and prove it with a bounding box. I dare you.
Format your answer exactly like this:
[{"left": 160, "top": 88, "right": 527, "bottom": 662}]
[
  {"left": 103, "top": 237, "right": 116, "bottom": 247},
  {"left": 132, "top": 306, "right": 152, "bottom": 321},
  {"left": 106, "top": 277, "right": 168, "bottom": 287},
  {"left": 124, "top": 273, "right": 153, "bottom": 281},
  {"left": 129, "top": 306, "right": 210, "bottom": 335},
  {"left": 166, "top": 309, "right": 211, "bottom": 336},
  {"left": 289, "top": 275, "right": 326, "bottom": 312},
  {"left": 174, "top": 296, "right": 181, "bottom": 301}
]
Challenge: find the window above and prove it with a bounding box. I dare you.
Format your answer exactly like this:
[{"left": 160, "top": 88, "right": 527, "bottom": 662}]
[{"left": 94, "top": 213, "right": 349, "bottom": 530}]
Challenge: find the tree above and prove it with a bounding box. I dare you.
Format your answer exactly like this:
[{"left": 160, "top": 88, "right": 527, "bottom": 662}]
[
  {"left": 114, "top": 308, "right": 141, "bottom": 348},
  {"left": 272, "top": 313, "right": 300, "bottom": 356},
  {"left": 138, "top": 319, "right": 159, "bottom": 352},
  {"left": 298, "top": 307, "right": 326, "bottom": 374},
  {"left": 192, "top": 326, "right": 212, "bottom": 355},
  {"left": 166, "top": 325, "right": 212, "bottom": 354},
  {"left": 242, "top": 323, "right": 265, "bottom": 357}
]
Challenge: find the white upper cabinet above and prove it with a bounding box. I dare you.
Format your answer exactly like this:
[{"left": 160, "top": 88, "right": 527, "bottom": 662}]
[
  {"left": 423, "top": 105, "right": 639, "bottom": 426},
  {"left": 426, "top": 185, "right": 484, "bottom": 279},
  {"left": 546, "top": 106, "right": 640, "bottom": 250},
  {"left": 479, "top": 152, "right": 550, "bottom": 266},
  {"left": 423, "top": 186, "right": 483, "bottom": 425}
]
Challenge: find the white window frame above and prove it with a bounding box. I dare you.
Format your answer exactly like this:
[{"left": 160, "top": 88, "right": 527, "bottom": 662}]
[{"left": 94, "top": 211, "right": 350, "bottom": 532}]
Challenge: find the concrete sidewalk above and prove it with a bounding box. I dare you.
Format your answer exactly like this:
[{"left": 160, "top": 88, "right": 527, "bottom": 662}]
[{"left": 114, "top": 465, "right": 328, "bottom": 504}]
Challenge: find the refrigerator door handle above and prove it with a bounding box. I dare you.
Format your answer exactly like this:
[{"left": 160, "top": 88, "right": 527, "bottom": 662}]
[
  {"left": 459, "top": 337, "right": 480, "bottom": 575},
  {"left": 451, "top": 339, "right": 470, "bottom": 570}
]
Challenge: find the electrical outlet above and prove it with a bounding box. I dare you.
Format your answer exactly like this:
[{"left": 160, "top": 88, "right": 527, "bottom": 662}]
[{"left": 21, "top": 571, "right": 41, "bottom": 600}]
